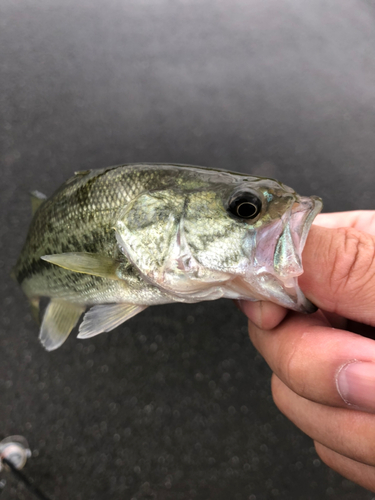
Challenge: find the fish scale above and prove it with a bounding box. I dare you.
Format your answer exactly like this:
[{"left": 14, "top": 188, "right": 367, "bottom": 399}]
[
  {"left": 14, "top": 163, "right": 322, "bottom": 350},
  {"left": 16, "top": 167, "right": 157, "bottom": 279}
]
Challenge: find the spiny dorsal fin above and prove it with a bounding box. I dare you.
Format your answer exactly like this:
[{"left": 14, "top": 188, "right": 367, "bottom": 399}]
[
  {"left": 74, "top": 169, "right": 92, "bottom": 176},
  {"left": 30, "top": 190, "right": 47, "bottom": 215},
  {"left": 39, "top": 299, "right": 85, "bottom": 351},
  {"left": 41, "top": 252, "right": 120, "bottom": 280},
  {"left": 77, "top": 303, "right": 147, "bottom": 339}
]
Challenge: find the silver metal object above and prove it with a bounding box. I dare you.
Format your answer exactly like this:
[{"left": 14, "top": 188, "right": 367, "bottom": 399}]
[{"left": 0, "top": 436, "right": 31, "bottom": 471}]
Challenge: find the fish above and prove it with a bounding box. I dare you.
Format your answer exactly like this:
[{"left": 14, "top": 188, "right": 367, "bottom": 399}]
[{"left": 13, "top": 163, "right": 322, "bottom": 351}]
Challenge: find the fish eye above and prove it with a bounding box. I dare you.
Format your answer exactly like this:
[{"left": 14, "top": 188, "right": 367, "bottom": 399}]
[{"left": 228, "top": 192, "right": 262, "bottom": 220}]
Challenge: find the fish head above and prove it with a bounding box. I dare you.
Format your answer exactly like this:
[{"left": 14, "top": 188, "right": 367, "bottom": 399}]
[{"left": 115, "top": 169, "right": 322, "bottom": 312}]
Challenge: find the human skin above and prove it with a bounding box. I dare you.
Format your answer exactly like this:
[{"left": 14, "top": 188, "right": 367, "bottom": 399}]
[{"left": 238, "top": 211, "right": 375, "bottom": 492}]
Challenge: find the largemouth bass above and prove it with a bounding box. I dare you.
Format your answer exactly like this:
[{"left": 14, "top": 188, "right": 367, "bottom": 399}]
[{"left": 14, "top": 164, "right": 322, "bottom": 351}]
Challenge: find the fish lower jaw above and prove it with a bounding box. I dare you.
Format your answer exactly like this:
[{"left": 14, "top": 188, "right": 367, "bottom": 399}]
[{"left": 234, "top": 271, "right": 313, "bottom": 312}]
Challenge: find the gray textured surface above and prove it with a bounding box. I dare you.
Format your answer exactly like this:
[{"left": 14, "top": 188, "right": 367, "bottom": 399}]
[{"left": 1, "top": 0, "right": 375, "bottom": 498}]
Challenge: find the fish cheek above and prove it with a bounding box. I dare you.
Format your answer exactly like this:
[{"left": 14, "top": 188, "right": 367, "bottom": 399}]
[{"left": 183, "top": 197, "right": 252, "bottom": 275}]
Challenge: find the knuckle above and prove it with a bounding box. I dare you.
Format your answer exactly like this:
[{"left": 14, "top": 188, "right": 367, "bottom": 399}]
[
  {"left": 329, "top": 227, "right": 375, "bottom": 298},
  {"left": 284, "top": 348, "right": 305, "bottom": 394},
  {"left": 276, "top": 337, "right": 307, "bottom": 396}
]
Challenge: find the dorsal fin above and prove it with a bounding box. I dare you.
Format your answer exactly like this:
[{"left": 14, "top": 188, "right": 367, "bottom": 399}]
[
  {"left": 39, "top": 299, "right": 85, "bottom": 351},
  {"left": 30, "top": 190, "right": 47, "bottom": 215},
  {"left": 41, "top": 252, "right": 120, "bottom": 280},
  {"left": 74, "top": 169, "right": 92, "bottom": 176}
]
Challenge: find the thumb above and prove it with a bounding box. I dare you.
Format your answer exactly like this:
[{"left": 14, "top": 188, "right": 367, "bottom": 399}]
[{"left": 300, "top": 225, "right": 375, "bottom": 326}]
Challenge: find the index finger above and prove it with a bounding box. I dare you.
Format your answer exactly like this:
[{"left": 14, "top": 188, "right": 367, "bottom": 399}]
[{"left": 248, "top": 310, "right": 375, "bottom": 412}]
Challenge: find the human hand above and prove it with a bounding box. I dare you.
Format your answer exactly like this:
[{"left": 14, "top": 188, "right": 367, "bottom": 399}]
[{"left": 238, "top": 211, "right": 375, "bottom": 492}]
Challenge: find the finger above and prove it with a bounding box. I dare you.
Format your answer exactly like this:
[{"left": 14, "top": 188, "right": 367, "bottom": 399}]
[
  {"left": 321, "top": 310, "right": 348, "bottom": 330},
  {"left": 300, "top": 225, "right": 375, "bottom": 326},
  {"left": 272, "top": 374, "right": 375, "bottom": 467},
  {"left": 314, "top": 211, "right": 375, "bottom": 235},
  {"left": 248, "top": 311, "right": 375, "bottom": 411},
  {"left": 236, "top": 300, "right": 288, "bottom": 330},
  {"left": 315, "top": 442, "right": 375, "bottom": 493}
]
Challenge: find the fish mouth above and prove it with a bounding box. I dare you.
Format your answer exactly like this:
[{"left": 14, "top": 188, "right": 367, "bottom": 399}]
[
  {"left": 274, "top": 195, "right": 323, "bottom": 311},
  {"left": 240, "top": 194, "right": 323, "bottom": 312},
  {"left": 274, "top": 195, "right": 323, "bottom": 285}
]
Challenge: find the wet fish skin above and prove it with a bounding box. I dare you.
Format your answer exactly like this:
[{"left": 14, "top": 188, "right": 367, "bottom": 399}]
[{"left": 14, "top": 163, "right": 322, "bottom": 350}]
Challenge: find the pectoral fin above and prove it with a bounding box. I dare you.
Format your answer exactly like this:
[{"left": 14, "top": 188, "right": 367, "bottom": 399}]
[
  {"left": 39, "top": 300, "right": 85, "bottom": 351},
  {"left": 41, "top": 252, "right": 120, "bottom": 280},
  {"left": 78, "top": 303, "right": 147, "bottom": 339}
]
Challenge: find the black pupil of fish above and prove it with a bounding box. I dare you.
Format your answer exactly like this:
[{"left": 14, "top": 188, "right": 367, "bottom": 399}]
[
  {"left": 229, "top": 194, "right": 261, "bottom": 219},
  {"left": 237, "top": 201, "right": 257, "bottom": 218}
]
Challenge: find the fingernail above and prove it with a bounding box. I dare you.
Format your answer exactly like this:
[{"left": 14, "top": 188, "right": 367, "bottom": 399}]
[{"left": 337, "top": 361, "right": 375, "bottom": 412}]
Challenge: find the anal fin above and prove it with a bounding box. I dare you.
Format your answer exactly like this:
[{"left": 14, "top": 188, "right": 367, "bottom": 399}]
[
  {"left": 78, "top": 303, "right": 147, "bottom": 339},
  {"left": 39, "top": 300, "right": 85, "bottom": 351}
]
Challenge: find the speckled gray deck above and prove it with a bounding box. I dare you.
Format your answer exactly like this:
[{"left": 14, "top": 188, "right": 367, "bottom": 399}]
[{"left": 1, "top": 1, "right": 375, "bottom": 499}]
